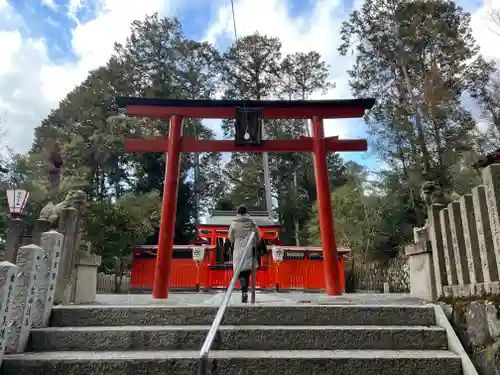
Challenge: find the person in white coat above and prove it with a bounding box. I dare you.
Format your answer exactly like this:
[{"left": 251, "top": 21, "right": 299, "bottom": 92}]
[{"left": 228, "top": 204, "right": 261, "bottom": 303}]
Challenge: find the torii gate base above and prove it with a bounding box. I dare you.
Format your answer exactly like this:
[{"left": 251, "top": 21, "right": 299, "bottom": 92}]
[{"left": 117, "top": 97, "right": 375, "bottom": 299}]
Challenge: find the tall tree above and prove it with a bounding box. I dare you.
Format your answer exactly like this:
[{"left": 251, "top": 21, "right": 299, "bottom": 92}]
[
  {"left": 218, "top": 33, "right": 283, "bottom": 210},
  {"left": 112, "top": 14, "right": 224, "bottom": 240},
  {"left": 339, "top": 0, "right": 493, "bottom": 226}
]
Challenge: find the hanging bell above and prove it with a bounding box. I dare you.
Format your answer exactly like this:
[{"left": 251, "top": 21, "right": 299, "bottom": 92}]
[{"left": 234, "top": 107, "right": 263, "bottom": 145}]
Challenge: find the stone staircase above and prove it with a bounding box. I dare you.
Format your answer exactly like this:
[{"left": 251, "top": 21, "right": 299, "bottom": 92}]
[{"left": 1, "top": 304, "right": 463, "bottom": 374}]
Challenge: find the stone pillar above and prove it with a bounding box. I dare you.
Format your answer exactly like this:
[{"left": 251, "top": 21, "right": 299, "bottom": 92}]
[
  {"left": 481, "top": 165, "right": 500, "bottom": 281},
  {"left": 405, "top": 242, "right": 436, "bottom": 301},
  {"left": 73, "top": 252, "right": 102, "bottom": 304},
  {"left": 439, "top": 207, "right": 458, "bottom": 286},
  {"left": 459, "top": 194, "right": 484, "bottom": 285},
  {"left": 428, "top": 204, "right": 447, "bottom": 297},
  {"left": 0, "top": 262, "right": 18, "bottom": 366},
  {"left": 6, "top": 244, "right": 43, "bottom": 353},
  {"left": 3, "top": 218, "right": 25, "bottom": 263},
  {"left": 32, "top": 230, "right": 63, "bottom": 328},
  {"left": 55, "top": 208, "right": 79, "bottom": 304},
  {"left": 472, "top": 185, "right": 499, "bottom": 283},
  {"left": 448, "top": 201, "right": 470, "bottom": 285},
  {"left": 31, "top": 219, "right": 51, "bottom": 246}
]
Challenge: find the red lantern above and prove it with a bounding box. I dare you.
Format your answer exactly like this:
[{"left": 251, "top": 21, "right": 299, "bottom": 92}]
[{"left": 5, "top": 188, "right": 30, "bottom": 217}]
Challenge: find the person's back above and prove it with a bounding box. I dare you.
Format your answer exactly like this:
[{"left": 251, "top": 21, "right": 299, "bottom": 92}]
[{"left": 228, "top": 205, "right": 261, "bottom": 303}]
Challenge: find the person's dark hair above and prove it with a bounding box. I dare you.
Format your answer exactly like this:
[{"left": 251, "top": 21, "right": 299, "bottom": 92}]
[{"left": 236, "top": 204, "right": 248, "bottom": 215}]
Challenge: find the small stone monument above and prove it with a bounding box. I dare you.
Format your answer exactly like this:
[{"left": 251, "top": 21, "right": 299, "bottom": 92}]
[
  {"left": 0, "top": 261, "right": 19, "bottom": 365},
  {"left": 32, "top": 230, "right": 63, "bottom": 327},
  {"left": 6, "top": 244, "right": 43, "bottom": 353}
]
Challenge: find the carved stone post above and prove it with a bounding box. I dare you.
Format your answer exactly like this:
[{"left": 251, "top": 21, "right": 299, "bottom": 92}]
[
  {"left": 32, "top": 230, "right": 63, "bottom": 327},
  {"left": 0, "top": 261, "right": 18, "bottom": 366},
  {"left": 448, "top": 201, "right": 470, "bottom": 286},
  {"left": 439, "top": 207, "right": 458, "bottom": 286},
  {"left": 473, "top": 185, "right": 499, "bottom": 283},
  {"left": 4, "top": 218, "right": 25, "bottom": 263},
  {"left": 481, "top": 165, "right": 500, "bottom": 282},
  {"left": 31, "top": 219, "right": 51, "bottom": 247},
  {"left": 460, "top": 194, "right": 484, "bottom": 285},
  {"left": 73, "top": 252, "right": 102, "bottom": 304},
  {"left": 55, "top": 208, "right": 79, "bottom": 304},
  {"left": 6, "top": 244, "right": 43, "bottom": 353},
  {"left": 406, "top": 242, "right": 436, "bottom": 301},
  {"left": 427, "top": 204, "right": 447, "bottom": 297}
]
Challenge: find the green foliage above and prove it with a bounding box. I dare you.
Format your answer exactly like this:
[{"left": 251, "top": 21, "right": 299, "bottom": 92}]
[
  {"left": 307, "top": 164, "right": 390, "bottom": 258},
  {"left": 84, "top": 192, "right": 161, "bottom": 272}
]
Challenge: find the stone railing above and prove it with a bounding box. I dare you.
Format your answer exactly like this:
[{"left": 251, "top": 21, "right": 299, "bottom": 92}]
[
  {"left": 406, "top": 165, "right": 500, "bottom": 300},
  {"left": 0, "top": 226, "right": 102, "bottom": 365},
  {"left": 0, "top": 230, "right": 62, "bottom": 366}
]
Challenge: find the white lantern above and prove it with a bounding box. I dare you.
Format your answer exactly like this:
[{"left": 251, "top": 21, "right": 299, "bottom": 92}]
[
  {"left": 272, "top": 246, "right": 284, "bottom": 264},
  {"left": 192, "top": 246, "right": 205, "bottom": 263},
  {"left": 5, "top": 188, "right": 30, "bottom": 217}
]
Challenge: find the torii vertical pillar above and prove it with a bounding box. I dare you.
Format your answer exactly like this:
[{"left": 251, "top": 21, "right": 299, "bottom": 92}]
[
  {"left": 153, "top": 115, "right": 183, "bottom": 299},
  {"left": 312, "top": 116, "right": 341, "bottom": 295}
]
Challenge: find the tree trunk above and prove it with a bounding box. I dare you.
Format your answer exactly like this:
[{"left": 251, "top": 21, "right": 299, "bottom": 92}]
[{"left": 400, "top": 62, "right": 431, "bottom": 179}]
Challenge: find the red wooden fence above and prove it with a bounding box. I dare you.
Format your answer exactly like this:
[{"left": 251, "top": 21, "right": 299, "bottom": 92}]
[{"left": 130, "top": 256, "right": 345, "bottom": 291}]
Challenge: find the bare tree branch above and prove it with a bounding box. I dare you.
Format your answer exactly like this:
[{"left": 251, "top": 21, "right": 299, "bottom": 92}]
[{"left": 487, "top": 8, "right": 500, "bottom": 37}]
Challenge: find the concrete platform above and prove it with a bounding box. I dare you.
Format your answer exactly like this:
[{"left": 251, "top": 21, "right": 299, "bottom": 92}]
[
  {"left": 2, "top": 350, "right": 462, "bottom": 375},
  {"left": 28, "top": 325, "right": 448, "bottom": 351},
  {"left": 49, "top": 305, "right": 437, "bottom": 327},
  {"left": 93, "top": 291, "right": 427, "bottom": 306}
]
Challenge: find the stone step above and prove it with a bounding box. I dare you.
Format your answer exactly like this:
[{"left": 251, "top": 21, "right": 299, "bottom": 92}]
[
  {"left": 1, "top": 350, "right": 462, "bottom": 375},
  {"left": 27, "top": 325, "right": 448, "bottom": 352},
  {"left": 49, "top": 305, "right": 436, "bottom": 327}
]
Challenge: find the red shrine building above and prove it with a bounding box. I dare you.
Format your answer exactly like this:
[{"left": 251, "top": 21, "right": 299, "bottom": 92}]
[{"left": 130, "top": 210, "right": 351, "bottom": 292}]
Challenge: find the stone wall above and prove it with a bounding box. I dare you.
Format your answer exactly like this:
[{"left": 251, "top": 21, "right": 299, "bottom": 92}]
[
  {"left": 353, "top": 256, "right": 410, "bottom": 293},
  {"left": 439, "top": 298, "right": 500, "bottom": 375},
  {"left": 406, "top": 164, "right": 500, "bottom": 300}
]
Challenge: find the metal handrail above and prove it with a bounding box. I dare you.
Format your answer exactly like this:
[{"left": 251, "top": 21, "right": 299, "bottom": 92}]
[{"left": 199, "top": 231, "right": 257, "bottom": 375}]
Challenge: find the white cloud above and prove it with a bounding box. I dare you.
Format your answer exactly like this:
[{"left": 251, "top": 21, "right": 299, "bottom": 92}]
[
  {"left": 205, "top": 0, "right": 356, "bottom": 139},
  {"left": 471, "top": 0, "right": 500, "bottom": 60},
  {"left": 0, "top": 0, "right": 170, "bottom": 153},
  {"left": 42, "top": 0, "right": 169, "bottom": 102}
]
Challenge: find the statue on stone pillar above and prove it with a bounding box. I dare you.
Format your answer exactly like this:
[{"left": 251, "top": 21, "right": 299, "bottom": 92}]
[
  {"left": 421, "top": 181, "right": 454, "bottom": 207},
  {"left": 36, "top": 141, "right": 91, "bottom": 304},
  {"left": 38, "top": 142, "right": 87, "bottom": 229}
]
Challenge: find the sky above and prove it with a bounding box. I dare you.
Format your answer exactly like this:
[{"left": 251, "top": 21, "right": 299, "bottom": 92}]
[{"left": 1, "top": 0, "right": 500, "bottom": 173}]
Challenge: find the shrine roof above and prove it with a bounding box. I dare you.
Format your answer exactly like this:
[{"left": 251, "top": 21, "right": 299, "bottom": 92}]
[
  {"left": 115, "top": 96, "right": 375, "bottom": 119},
  {"left": 201, "top": 210, "right": 280, "bottom": 227}
]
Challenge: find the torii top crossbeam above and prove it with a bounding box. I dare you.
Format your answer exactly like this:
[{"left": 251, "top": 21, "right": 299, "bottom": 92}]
[
  {"left": 115, "top": 96, "right": 375, "bottom": 119},
  {"left": 115, "top": 95, "right": 375, "bottom": 300},
  {"left": 116, "top": 97, "right": 375, "bottom": 154}
]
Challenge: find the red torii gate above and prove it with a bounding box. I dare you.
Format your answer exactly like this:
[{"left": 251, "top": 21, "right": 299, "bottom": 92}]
[{"left": 116, "top": 97, "right": 375, "bottom": 299}]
